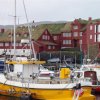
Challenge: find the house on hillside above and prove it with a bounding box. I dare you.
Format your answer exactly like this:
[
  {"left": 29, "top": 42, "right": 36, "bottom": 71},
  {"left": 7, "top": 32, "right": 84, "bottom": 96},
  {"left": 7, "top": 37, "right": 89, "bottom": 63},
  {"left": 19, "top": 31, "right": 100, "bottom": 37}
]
[{"left": 34, "top": 29, "right": 60, "bottom": 53}]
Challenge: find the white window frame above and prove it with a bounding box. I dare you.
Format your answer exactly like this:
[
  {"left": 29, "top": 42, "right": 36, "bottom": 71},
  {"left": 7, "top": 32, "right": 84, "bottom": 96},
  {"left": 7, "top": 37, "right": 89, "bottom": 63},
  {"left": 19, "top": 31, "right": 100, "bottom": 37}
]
[
  {"left": 63, "top": 33, "right": 71, "bottom": 37},
  {"left": 0, "top": 43, "right": 3, "bottom": 46},
  {"left": 63, "top": 40, "right": 71, "bottom": 44},
  {"left": 5, "top": 43, "right": 9, "bottom": 46},
  {"left": 90, "top": 25, "right": 93, "bottom": 30},
  {"left": 80, "top": 40, "right": 82, "bottom": 44},
  {"left": 73, "top": 25, "right": 78, "bottom": 29},
  {"left": 48, "top": 45, "right": 51, "bottom": 49},
  {"left": 53, "top": 46, "right": 55, "bottom": 49},
  {"left": 73, "top": 32, "right": 78, "bottom": 37},
  {"left": 80, "top": 32, "right": 82, "bottom": 36},
  {"left": 90, "top": 35, "right": 92, "bottom": 39},
  {"left": 54, "top": 36, "right": 57, "bottom": 40}
]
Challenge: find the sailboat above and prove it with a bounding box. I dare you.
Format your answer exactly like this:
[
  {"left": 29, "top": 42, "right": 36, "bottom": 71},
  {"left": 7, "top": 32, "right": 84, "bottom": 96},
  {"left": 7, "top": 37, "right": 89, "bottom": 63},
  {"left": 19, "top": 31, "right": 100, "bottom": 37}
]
[{"left": 0, "top": 0, "right": 96, "bottom": 100}]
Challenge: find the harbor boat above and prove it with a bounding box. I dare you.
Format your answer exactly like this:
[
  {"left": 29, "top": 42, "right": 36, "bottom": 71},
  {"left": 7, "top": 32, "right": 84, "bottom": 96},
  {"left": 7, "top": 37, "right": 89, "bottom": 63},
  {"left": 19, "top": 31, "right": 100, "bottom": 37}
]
[
  {"left": 0, "top": 58, "right": 96, "bottom": 100},
  {"left": 73, "top": 65, "right": 100, "bottom": 94}
]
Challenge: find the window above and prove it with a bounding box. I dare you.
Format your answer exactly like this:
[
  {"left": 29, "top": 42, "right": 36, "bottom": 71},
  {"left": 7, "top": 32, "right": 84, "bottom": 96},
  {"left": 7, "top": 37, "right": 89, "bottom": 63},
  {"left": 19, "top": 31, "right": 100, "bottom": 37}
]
[
  {"left": 73, "top": 32, "right": 78, "bottom": 37},
  {"left": 80, "top": 40, "right": 82, "bottom": 44},
  {"left": 54, "top": 36, "right": 57, "bottom": 40},
  {"left": 90, "top": 25, "right": 93, "bottom": 30},
  {"left": 48, "top": 46, "right": 51, "bottom": 49},
  {"left": 53, "top": 46, "right": 55, "bottom": 49},
  {"left": 0, "top": 43, "right": 3, "bottom": 46},
  {"left": 5, "top": 43, "right": 9, "bottom": 46},
  {"left": 42, "top": 35, "right": 48, "bottom": 40},
  {"left": 63, "top": 40, "right": 71, "bottom": 44},
  {"left": 73, "top": 25, "right": 78, "bottom": 29},
  {"left": 98, "top": 25, "right": 100, "bottom": 32},
  {"left": 80, "top": 32, "right": 82, "bottom": 36},
  {"left": 63, "top": 33, "right": 71, "bottom": 37},
  {"left": 97, "top": 34, "right": 100, "bottom": 42},
  {"left": 90, "top": 35, "right": 92, "bottom": 39}
]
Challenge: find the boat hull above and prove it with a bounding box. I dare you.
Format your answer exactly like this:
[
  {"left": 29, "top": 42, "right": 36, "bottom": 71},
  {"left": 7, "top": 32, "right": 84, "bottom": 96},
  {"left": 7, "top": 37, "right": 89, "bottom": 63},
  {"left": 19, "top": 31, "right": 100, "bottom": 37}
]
[{"left": 0, "top": 83, "right": 96, "bottom": 100}]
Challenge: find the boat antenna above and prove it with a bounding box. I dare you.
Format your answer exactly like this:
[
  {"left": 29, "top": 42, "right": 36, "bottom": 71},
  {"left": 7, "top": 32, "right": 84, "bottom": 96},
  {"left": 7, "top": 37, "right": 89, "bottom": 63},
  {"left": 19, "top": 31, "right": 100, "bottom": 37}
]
[
  {"left": 13, "top": 0, "right": 16, "bottom": 60},
  {"left": 23, "top": 0, "right": 36, "bottom": 59}
]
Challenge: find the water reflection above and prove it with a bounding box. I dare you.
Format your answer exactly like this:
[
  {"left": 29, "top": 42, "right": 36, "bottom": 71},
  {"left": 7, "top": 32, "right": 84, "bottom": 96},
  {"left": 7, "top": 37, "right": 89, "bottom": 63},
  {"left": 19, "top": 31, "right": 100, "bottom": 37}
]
[{"left": 0, "top": 96, "right": 19, "bottom": 100}]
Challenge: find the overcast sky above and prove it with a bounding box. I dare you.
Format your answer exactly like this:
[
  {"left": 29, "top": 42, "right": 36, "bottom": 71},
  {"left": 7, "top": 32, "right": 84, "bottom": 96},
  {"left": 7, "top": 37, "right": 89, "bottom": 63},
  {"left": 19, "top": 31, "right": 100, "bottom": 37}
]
[{"left": 0, "top": 0, "right": 100, "bottom": 25}]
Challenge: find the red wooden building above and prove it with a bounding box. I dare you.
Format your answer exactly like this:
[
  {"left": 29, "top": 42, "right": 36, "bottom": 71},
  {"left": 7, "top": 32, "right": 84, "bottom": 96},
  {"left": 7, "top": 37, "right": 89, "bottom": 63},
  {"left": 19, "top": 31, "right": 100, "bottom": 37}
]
[{"left": 0, "top": 18, "right": 100, "bottom": 59}]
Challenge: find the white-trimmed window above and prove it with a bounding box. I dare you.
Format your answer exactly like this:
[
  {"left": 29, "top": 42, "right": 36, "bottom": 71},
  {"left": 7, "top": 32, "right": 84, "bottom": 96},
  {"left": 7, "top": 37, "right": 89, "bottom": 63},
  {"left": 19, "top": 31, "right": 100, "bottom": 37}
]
[
  {"left": 90, "top": 35, "right": 92, "bottom": 39},
  {"left": 80, "top": 40, "right": 82, "bottom": 44},
  {"left": 42, "top": 35, "right": 48, "bottom": 40},
  {"left": 53, "top": 36, "right": 57, "bottom": 40},
  {"left": 80, "top": 32, "right": 82, "bottom": 36},
  {"left": 5, "top": 43, "right": 9, "bottom": 46},
  {"left": 73, "top": 32, "right": 78, "bottom": 37},
  {"left": 48, "top": 45, "right": 51, "bottom": 49},
  {"left": 53, "top": 46, "right": 55, "bottom": 49},
  {"left": 73, "top": 25, "right": 78, "bottom": 29},
  {"left": 98, "top": 25, "right": 100, "bottom": 32},
  {"left": 90, "top": 25, "right": 93, "bottom": 30},
  {"left": 63, "top": 33, "right": 71, "bottom": 37},
  {"left": 63, "top": 40, "right": 71, "bottom": 44},
  {"left": 0, "top": 43, "right": 3, "bottom": 46},
  {"left": 97, "top": 34, "right": 100, "bottom": 42}
]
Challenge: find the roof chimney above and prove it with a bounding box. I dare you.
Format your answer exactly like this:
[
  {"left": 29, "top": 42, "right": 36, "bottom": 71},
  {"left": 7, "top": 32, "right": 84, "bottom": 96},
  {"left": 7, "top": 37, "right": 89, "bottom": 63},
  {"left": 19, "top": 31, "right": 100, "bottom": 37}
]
[{"left": 88, "top": 17, "right": 92, "bottom": 21}]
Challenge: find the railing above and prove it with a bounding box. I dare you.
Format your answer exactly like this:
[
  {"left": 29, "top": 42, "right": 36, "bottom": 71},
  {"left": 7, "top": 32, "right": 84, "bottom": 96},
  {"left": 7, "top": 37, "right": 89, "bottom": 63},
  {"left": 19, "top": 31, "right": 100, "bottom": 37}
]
[{"left": 5, "top": 74, "right": 99, "bottom": 85}]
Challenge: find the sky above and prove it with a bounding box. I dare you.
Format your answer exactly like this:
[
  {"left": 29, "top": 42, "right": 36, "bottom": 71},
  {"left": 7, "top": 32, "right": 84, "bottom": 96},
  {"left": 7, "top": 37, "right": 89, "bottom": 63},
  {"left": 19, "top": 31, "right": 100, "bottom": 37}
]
[{"left": 0, "top": 0, "right": 100, "bottom": 25}]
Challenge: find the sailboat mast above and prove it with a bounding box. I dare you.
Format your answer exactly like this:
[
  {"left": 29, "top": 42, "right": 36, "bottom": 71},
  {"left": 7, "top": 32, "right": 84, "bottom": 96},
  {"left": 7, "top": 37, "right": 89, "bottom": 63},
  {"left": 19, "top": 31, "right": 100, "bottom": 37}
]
[
  {"left": 23, "top": 0, "right": 36, "bottom": 59},
  {"left": 14, "top": 0, "right": 16, "bottom": 57}
]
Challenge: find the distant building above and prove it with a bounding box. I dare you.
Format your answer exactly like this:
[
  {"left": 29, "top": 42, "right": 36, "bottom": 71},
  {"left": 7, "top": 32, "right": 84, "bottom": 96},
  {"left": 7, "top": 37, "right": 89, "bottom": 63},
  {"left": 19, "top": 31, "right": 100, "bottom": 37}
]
[{"left": 0, "top": 18, "right": 100, "bottom": 59}]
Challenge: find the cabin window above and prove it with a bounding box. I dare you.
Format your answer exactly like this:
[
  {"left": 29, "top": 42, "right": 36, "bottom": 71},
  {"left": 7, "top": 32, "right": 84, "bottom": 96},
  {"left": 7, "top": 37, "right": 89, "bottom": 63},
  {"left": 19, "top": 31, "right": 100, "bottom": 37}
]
[
  {"left": 9, "top": 64, "right": 14, "bottom": 72},
  {"left": 23, "top": 50, "right": 25, "bottom": 53}
]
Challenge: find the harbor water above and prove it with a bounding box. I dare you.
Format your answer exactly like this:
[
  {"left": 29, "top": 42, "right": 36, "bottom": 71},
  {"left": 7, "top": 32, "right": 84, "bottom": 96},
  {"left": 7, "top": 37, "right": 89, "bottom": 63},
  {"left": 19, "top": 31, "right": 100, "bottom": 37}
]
[
  {"left": 0, "top": 96, "right": 19, "bottom": 100},
  {"left": 0, "top": 95, "right": 100, "bottom": 100}
]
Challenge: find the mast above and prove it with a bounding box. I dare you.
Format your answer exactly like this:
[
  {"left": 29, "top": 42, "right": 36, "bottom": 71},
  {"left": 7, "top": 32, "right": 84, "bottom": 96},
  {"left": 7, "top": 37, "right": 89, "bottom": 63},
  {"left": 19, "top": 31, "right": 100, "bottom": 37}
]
[
  {"left": 23, "top": 0, "right": 36, "bottom": 59},
  {"left": 13, "top": 0, "right": 16, "bottom": 58}
]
